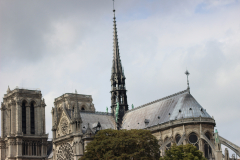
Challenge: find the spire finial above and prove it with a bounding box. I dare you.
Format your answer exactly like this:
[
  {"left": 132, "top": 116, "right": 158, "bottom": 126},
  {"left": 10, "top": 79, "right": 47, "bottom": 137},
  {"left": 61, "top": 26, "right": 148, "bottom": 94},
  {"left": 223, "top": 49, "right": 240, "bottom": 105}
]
[{"left": 185, "top": 69, "right": 190, "bottom": 93}]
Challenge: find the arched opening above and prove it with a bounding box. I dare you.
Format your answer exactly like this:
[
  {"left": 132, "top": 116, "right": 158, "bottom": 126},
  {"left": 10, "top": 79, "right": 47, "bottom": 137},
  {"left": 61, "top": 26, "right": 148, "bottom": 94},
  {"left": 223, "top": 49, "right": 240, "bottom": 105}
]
[
  {"left": 30, "top": 101, "right": 35, "bottom": 134},
  {"left": 81, "top": 105, "right": 85, "bottom": 111},
  {"left": 22, "top": 101, "right": 27, "bottom": 134},
  {"left": 188, "top": 132, "right": 199, "bottom": 149},
  {"left": 164, "top": 137, "right": 171, "bottom": 151},
  {"left": 175, "top": 134, "right": 181, "bottom": 144},
  {"left": 204, "top": 132, "right": 212, "bottom": 159}
]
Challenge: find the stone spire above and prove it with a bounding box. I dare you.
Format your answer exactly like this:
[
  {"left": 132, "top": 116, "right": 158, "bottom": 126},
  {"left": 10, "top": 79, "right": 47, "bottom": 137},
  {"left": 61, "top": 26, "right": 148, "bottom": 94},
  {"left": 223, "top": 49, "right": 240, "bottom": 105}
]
[{"left": 110, "top": 8, "right": 128, "bottom": 129}]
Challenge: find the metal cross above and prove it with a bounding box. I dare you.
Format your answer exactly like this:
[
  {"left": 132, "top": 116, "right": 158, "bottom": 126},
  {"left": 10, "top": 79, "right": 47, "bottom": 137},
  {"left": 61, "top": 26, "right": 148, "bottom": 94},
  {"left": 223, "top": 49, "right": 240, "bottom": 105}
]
[{"left": 113, "top": 0, "right": 115, "bottom": 10}]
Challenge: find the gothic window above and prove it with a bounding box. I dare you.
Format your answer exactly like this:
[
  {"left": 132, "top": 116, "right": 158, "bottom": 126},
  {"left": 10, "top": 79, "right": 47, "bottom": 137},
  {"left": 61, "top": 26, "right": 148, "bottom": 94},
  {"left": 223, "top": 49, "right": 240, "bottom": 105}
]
[
  {"left": 175, "top": 134, "right": 181, "bottom": 144},
  {"left": 204, "top": 132, "right": 212, "bottom": 159},
  {"left": 188, "top": 132, "right": 199, "bottom": 149},
  {"left": 22, "top": 101, "right": 27, "bottom": 134},
  {"left": 30, "top": 102, "right": 35, "bottom": 134},
  {"left": 164, "top": 137, "right": 171, "bottom": 150},
  {"left": 57, "top": 143, "right": 74, "bottom": 160}
]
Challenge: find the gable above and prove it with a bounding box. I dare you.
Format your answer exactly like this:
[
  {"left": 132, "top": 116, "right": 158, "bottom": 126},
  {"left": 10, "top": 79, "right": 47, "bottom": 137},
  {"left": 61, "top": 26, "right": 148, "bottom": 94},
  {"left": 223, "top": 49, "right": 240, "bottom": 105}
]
[{"left": 56, "top": 110, "right": 71, "bottom": 137}]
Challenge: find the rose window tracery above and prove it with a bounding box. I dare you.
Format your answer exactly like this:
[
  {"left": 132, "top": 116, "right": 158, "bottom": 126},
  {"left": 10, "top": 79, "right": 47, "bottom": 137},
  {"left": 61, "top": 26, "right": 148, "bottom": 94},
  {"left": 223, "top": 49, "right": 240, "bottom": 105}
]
[
  {"left": 60, "top": 118, "right": 68, "bottom": 135},
  {"left": 188, "top": 132, "right": 199, "bottom": 149},
  {"left": 57, "top": 143, "right": 74, "bottom": 160}
]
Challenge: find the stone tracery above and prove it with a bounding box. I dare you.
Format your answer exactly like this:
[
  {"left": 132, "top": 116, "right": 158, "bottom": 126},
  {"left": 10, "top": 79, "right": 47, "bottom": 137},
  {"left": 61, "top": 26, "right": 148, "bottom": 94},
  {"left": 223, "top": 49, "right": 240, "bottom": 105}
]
[
  {"left": 57, "top": 143, "right": 74, "bottom": 160},
  {"left": 60, "top": 118, "right": 68, "bottom": 135}
]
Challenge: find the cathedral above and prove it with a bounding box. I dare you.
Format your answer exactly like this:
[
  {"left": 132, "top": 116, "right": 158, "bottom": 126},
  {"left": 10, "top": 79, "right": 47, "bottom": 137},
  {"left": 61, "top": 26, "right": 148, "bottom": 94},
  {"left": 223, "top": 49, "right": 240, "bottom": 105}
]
[{"left": 0, "top": 9, "right": 239, "bottom": 160}]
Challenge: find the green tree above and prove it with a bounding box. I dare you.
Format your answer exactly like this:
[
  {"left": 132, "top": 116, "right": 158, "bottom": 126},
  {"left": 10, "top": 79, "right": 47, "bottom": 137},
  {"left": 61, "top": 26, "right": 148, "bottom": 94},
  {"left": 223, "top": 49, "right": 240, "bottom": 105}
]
[
  {"left": 159, "top": 144, "right": 207, "bottom": 160},
  {"left": 80, "top": 129, "right": 160, "bottom": 160}
]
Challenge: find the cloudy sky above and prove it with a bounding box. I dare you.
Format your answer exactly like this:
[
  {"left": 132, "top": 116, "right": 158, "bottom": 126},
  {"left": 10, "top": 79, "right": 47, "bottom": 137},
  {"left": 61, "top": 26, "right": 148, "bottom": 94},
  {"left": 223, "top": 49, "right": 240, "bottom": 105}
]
[{"left": 1, "top": 0, "right": 239, "bottom": 155}]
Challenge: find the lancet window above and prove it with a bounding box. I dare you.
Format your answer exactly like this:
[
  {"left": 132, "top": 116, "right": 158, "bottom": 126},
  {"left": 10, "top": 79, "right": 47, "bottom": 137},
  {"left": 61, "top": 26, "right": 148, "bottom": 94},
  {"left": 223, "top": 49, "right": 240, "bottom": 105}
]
[
  {"left": 22, "top": 101, "right": 27, "bottom": 134},
  {"left": 204, "top": 132, "right": 212, "bottom": 159},
  {"left": 30, "top": 101, "right": 35, "bottom": 134}
]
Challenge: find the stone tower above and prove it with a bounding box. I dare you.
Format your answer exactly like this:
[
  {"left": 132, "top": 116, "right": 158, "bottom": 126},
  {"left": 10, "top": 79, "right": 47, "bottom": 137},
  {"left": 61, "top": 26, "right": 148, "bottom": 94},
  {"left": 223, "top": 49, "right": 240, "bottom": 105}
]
[
  {"left": 110, "top": 9, "right": 128, "bottom": 129},
  {"left": 0, "top": 87, "right": 48, "bottom": 160},
  {"left": 51, "top": 93, "right": 95, "bottom": 160}
]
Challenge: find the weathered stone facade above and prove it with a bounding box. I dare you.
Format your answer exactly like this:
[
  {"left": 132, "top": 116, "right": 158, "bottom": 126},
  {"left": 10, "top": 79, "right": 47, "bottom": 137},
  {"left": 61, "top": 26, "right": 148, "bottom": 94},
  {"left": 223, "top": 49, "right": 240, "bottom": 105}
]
[
  {"left": 51, "top": 93, "right": 95, "bottom": 160},
  {"left": 0, "top": 87, "right": 48, "bottom": 160}
]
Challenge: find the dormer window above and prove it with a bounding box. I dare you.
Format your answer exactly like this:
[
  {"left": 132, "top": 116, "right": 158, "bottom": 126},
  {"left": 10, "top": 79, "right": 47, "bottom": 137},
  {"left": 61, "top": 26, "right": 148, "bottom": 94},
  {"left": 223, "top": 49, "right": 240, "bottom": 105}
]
[
  {"left": 144, "top": 119, "right": 149, "bottom": 125},
  {"left": 93, "top": 122, "right": 101, "bottom": 134}
]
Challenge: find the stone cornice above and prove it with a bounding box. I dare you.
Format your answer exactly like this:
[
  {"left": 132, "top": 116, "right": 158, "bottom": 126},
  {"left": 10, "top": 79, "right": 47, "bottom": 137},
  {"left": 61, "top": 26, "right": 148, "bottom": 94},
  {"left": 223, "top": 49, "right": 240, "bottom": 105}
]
[
  {"left": 145, "top": 117, "right": 215, "bottom": 133},
  {"left": 3, "top": 89, "right": 41, "bottom": 99},
  {"left": 53, "top": 133, "right": 77, "bottom": 144}
]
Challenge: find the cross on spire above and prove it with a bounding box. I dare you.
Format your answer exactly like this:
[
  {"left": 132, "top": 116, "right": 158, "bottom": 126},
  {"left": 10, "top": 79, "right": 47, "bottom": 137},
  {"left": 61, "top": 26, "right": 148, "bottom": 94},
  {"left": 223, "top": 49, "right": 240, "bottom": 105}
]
[{"left": 113, "top": 0, "right": 115, "bottom": 11}]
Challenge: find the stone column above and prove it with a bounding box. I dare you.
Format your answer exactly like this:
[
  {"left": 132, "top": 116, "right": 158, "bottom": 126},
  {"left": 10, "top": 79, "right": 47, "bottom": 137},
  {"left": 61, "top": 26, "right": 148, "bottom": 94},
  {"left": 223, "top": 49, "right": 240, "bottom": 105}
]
[
  {"left": 41, "top": 139, "right": 44, "bottom": 156},
  {"left": 43, "top": 106, "right": 46, "bottom": 134},
  {"left": 9, "top": 140, "right": 12, "bottom": 158},
  {"left": 16, "top": 101, "right": 22, "bottom": 134},
  {"left": 199, "top": 139, "right": 204, "bottom": 153},
  {"left": 11, "top": 102, "right": 15, "bottom": 134},
  {"left": 1, "top": 105, "right": 4, "bottom": 137},
  {"left": 39, "top": 105, "right": 42, "bottom": 135},
  {"left": 26, "top": 104, "right": 30, "bottom": 134},
  {"left": 79, "top": 138, "right": 84, "bottom": 157},
  {"left": 224, "top": 148, "right": 229, "bottom": 160},
  {"left": 16, "top": 138, "right": 22, "bottom": 156}
]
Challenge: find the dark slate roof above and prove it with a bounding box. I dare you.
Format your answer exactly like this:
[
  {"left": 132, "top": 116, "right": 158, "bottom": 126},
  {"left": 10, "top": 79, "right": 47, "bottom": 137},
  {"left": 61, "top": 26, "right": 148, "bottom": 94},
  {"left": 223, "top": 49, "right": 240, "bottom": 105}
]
[
  {"left": 122, "top": 89, "right": 212, "bottom": 129},
  {"left": 80, "top": 111, "right": 116, "bottom": 134}
]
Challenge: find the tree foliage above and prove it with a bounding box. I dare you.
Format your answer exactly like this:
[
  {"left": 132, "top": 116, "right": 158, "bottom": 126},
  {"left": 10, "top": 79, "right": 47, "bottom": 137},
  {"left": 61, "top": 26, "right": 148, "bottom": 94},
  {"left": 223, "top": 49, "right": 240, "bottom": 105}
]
[
  {"left": 159, "top": 144, "right": 207, "bottom": 160},
  {"left": 80, "top": 129, "right": 160, "bottom": 160}
]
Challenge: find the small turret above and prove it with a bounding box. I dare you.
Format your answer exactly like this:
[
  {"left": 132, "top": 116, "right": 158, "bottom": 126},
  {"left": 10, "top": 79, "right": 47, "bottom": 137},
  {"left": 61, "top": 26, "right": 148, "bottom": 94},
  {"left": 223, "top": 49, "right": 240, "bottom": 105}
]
[
  {"left": 7, "top": 86, "right": 10, "bottom": 93},
  {"left": 185, "top": 70, "right": 190, "bottom": 94}
]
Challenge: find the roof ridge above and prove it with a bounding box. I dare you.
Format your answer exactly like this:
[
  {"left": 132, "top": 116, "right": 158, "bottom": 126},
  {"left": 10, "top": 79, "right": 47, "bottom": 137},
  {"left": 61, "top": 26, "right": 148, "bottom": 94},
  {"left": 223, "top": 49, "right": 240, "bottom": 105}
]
[
  {"left": 80, "top": 110, "right": 113, "bottom": 116},
  {"left": 125, "top": 89, "right": 188, "bottom": 114}
]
